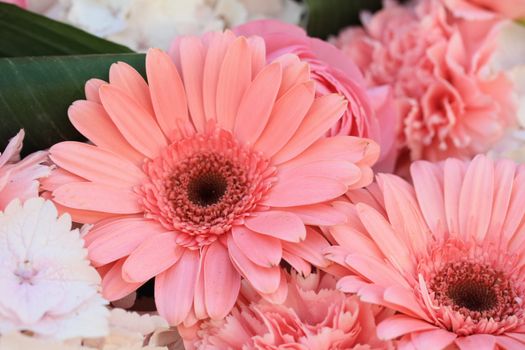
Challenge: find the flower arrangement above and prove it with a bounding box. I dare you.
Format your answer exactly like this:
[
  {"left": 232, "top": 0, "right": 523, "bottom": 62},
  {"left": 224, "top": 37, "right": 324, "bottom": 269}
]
[{"left": 0, "top": 0, "right": 525, "bottom": 349}]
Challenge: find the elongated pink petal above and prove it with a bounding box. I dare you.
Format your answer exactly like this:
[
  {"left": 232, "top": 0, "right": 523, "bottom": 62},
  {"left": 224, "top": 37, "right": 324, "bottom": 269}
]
[
  {"left": 216, "top": 37, "right": 252, "bottom": 131},
  {"left": 377, "top": 315, "right": 437, "bottom": 340},
  {"left": 254, "top": 82, "right": 315, "bottom": 157},
  {"left": 232, "top": 226, "right": 282, "bottom": 267},
  {"left": 272, "top": 94, "right": 347, "bottom": 163},
  {"left": 193, "top": 251, "right": 207, "bottom": 320},
  {"left": 443, "top": 158, "right": 466, "bottom": 237},
  {"left": 329, "top": 225, "right": 382, "bottom": 259},
  {"left": 278, "top": 160, "right": 362, "bottom": 187},
  {"left": 204, "top": 242, "right": 241, "bottom": 320},
  {"left": 282, "top": 250, "right": 311, "bottom": 276},
  {"left": 411, "top": 329, "right": 457, "bottom": 350},
  {"left": 280, "top": 203, "right": 347, "bottom": 226},
  {"left": 496, "top": 336, "right": 525, "bottom": 350},
  {"left": 282, "top": 227, "right": 329, "bottom": 267},
  {"left": 179, "top": 37, "right": 206, "bottom": 132},
  {"left": 234, "top": 62, "right": 282, "bottom": 145},
  {"left": 109, "top": 61, "right": 153, "bottom": 114},
  {"left": 383, "top": 286, "right": 429, "bottom": 320},
  {"left": 85, "top": 78, "right": 104, "bottom": 103},
  {"left": 146, "top": 48, "right": 190, "bottom": 139},
  {"left": 346, "top": 254, "right": 410, "bottom": 289},
  {"left": 262, "top": 176, "right": 347, "bottom": 207},
  {"left": 100, "top": 85, "right": 167, "bottom": 158},
  {"left": 486, "top": 159, "right": 515, "bottom": 242},
  {"left": 244, "top": 211, "right": 306, "bottom": 242},
  {"left": 122, "top": 232, "right": 183, "bottom": 283},
  {"left": 40, "top": 168, "right": 84, "bottom": 192},
  {"left": 53, "top": 182, "right": 141, "bottom": 214},
  {"left": 87, "top": 218, "right": 166, "bottom": 266},
  {"left": 202, "top": 31, "right": 236, "bottom": 124},
  {"left": 155, "top": 249, "right": 199, "bottom": 325},
  {"left": 102, "top": 260, "right": 143, "bottom": 301},
  {"left": 455, "top": 334, "right": 496, "bottom": 350},
  {"left": 227, "top": 236, "right": 281, "bottom": 294},
  {"left": 458, "top": 155, "right": 494, "bottom": 243},
  {"left": 68, "top": 100, "right": 144, "bottom": 164},
  {"left": 50, "top": 142, "right": 144, "bottom": 188},
  {"left": 275, "top": 55, "right": 310, "bottom": 98},
  {"left": 247, "top": 36, "right": 266, "bottom": 78}
]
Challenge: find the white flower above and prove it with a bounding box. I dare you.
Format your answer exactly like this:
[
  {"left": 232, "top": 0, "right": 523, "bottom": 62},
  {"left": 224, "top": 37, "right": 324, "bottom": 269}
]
[
  {"left": 27, "top": 0, "right": 305, "bottom": 51},
  {"left": 0, "top": 198, "right": 108, "bottom": 340}
]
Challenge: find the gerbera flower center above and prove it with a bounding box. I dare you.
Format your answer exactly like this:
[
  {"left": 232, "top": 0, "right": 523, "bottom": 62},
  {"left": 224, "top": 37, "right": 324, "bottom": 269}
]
[{"left": 137, "top": 128, "right": 276, "bottom": 249}]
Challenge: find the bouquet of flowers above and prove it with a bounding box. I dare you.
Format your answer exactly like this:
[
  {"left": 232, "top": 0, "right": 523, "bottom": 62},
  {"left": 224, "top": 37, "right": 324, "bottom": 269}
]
[{"left": 1, "top": 0, "right": 525, "bottom": 349}]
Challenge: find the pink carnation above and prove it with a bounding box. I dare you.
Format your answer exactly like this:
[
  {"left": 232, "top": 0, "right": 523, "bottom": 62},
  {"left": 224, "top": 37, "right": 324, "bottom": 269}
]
[
  {"left": 235, "top": 19, "right": 398, "bottom": 172},
  {"left": 443, "top": 0, "right": 525, "bottom": 19},
  {"left": 0, "top": 130, "right": 50, "bottom": 209},
  {"left": 334, "top": 0, "right": 516, "bottom": 162},
  {"left": 186, "top": 272, "right": 393, "bottom": 350}
]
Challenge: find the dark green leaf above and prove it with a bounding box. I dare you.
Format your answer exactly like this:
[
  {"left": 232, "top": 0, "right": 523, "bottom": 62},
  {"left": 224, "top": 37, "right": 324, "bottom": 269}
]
[
  {"left": 305, "top": 0, "right": 382, "bottom": 39},
  {"left": 0, "top": 53, "right": 145, "bottom": 154},
  {"left": 0, "top": 2, "right": 133, "bottom": 57}
]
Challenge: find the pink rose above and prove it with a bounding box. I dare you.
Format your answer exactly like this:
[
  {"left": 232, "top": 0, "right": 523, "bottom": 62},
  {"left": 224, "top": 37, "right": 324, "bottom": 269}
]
[
  {"left": 235, "top": 19, "right": 399, "bottom": 172},
  {"left": 334, "top": 0, "right": 517, "bottom": 161}
]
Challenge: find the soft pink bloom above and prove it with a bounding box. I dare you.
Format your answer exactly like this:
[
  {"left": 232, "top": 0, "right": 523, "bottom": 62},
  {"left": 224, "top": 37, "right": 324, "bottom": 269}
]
[
  {"left": 0, "top": 198, "right": 108, "bottom": 340},
  {"left": 0, "top": 0, "right": 26, "bottom": 8},
  {"left": 334, "top": 0, "right": 516, "bottom": 162},
  {"left": 185, "top": 272, "right": 393, "bottom": 349},
  {"left": 45, "top": 31, "right": 379, "bottom": 326},
  {"left": 235, "top": 19, "right": 398, "bottom": 172},
  {"left": 0, "top": 130, "right": 50, "bottom": 210},
  {"left": 326, "top": 154, "right": 525, "bottom": 349},
  {"left": 443, "top": 0, "right": 525, "bottom": 19}
]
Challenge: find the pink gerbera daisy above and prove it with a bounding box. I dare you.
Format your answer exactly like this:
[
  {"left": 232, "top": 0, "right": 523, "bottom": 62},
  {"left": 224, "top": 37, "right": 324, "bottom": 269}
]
[
  {"left": 45, "top": 31, "right": 379, "bottom": 326},
  {"left": 326, "top": 155, "right": 525, "bottom": 349}
]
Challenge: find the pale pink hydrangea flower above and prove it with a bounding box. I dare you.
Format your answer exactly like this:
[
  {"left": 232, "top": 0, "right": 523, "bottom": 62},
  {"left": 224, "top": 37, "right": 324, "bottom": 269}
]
[
  {"left": 0, "top": 130, "right": 50, "bottom": 209},
  {"left": 235, "top": 19, "right": 399, "bottom": 172},
  {"left": 333, "top": 0, "right": 516, "bottom": 162},
  {"left": 185, "top": 272, "right": 393, "bottom": 349},
  {"left": 45, "top": 31, "right": 379, "bottom": 327},
  {"left": 0, "top": 198, "right": 108, "bottom": 340},
  {"left": 326, "top": 155, "right": 525, "bottom": 348}
]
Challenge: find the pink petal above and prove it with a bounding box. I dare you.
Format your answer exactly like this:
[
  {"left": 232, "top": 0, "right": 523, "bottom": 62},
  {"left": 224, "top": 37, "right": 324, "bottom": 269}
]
[
  {"left": 383, "top": 285, "right": 429, "bottom": 321},
  {"left": 87, "top": 218, "right": 166, "bottom": 266},
  {"left": 455, "top": 334, "right": 496, "bottom": 350},
  {"left": 204, "top": 241, "right": 241, "bottom": 320},
  {"left": 247, "top": 36, "right": 266, "bottom": 78},
  {"left": 155, "top": 249, "right": 199, "bottom": 325},
  {"left": 486, "top": 159, "right": 515, "bottom": 242},
  {"left": 109, "top": 61, "right": 153, "bottom": 114},
  {"left": 49, "top": 199, "right": 114, "bottom": 224},
  {"left": 411, "top": 329, "right": 457, "bottom": 350},
  {"left": 232, "top": 226, "right": 282, "bottom": 267},
  {"left": 271, "top": 94, "right": 347, "bottom": 164},
  {"left": 443, "top": 158, "right": 467, "bottom": 238},
  {"left": 99, "top": 84, "right": 167, "bottom": 159},
  {"left": 85, "top": 78, "right": 104, "bottom": 103},
  {"left": 102, "top": 260, "right": 143, "bottom": 301},
  {"left": 282, "top": 250, "right": 311, "bottom": 276},
  {"left": 234, "top": 62, "right": 282, "bottom": 145},
  {"left": 329, "top": 224, "right": 382, "bottom": 259},
  {"left": 50, "top": 142, "right": 145, "bottom": 188},
  {"left": 281, "top": 227, "right": 330, "bottom": 267},
  {"left": 280, "top": 203, "right": 347, "bottom": 226},
  {"left": 193, "top": 251, "right": 207, "bottom": 320},
  {"left": 262, "top": 176, "right": 347, "bottom": 207},
  {"left": 244, "top": 211, "right": 306, "bottom": 242},
  {"left": 179, "top": 37, "right": 206, "bottom": 133},
  {"left": 275, "top": 55, "right": 310, "bottom": 98},
  {"left": 53, "top": 182, "right": 141, "bottom": 214},
  {"left": 68, "top": 100, "right": 144, "bottom": 164},
  {"left": 202, "top": 31, "right": 236, "bottom": 124},
  {"left": 254, "top": 82, "right": 315, "bottom": 157},
  {"left": 122, "top": 232, "right": 184, "bottom": 283},
  {"left": 496, "top": 336, "right": 525, "bottom": 350},
  {"left": 40, "top": 168, "right": 84, "bottom": 192},
  {"left": 278, "top": 160, "right": 362, "bottom": 187},
  {"left": 146, "top": 48, "right": 190, "bottom": 139},
  {"left": 346, "top": 254, "right": 410, "bottom": 289},
  {"left": 377, "top": 315, "right": 437, "bottom": 340},
  {"left": 216, "top": 37, "right": 252, "bottom": 131},
  {"left": 227, "top": 236, "right": 281, "bottom": 294}
]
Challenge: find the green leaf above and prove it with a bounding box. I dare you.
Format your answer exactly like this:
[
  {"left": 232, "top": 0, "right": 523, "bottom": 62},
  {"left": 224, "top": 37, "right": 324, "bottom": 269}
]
[
  {"left": 0, "top": 2, "right": 133, "bottom": 57},
  {"left": 305, "top": 0, "right": 382, "bottom": 39},
  {"left": 0, "top": 53, "right": 145, "bottom": 154}
]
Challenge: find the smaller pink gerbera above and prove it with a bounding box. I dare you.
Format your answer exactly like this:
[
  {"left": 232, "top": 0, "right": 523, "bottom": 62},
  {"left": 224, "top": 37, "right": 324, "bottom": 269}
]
[
  {"left": 326, "top": 155, "right": 525, "bottom": 349},
  {"left": 185, "top": 271, "right": 393, "bottom": 350},
  {"left": 0, "top": 130, "right": 49, "bottom": 209}
]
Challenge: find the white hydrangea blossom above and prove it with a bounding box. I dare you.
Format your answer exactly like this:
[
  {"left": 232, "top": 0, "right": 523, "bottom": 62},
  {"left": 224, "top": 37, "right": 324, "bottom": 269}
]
[
  {"left": 26, "top": 0, "right": 305, "bottom": 51},
  {"left": 0, "top": 198, "right": 109, "bottom": 340}
]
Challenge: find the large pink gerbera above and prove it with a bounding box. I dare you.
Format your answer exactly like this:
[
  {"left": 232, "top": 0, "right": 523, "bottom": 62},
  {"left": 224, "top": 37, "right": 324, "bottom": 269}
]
[
  {"left": 45, "top": 31, "right": 379, "bottom": 326},
  {"left": 326, "top": 155, "right": 525, "bottom": 349}
]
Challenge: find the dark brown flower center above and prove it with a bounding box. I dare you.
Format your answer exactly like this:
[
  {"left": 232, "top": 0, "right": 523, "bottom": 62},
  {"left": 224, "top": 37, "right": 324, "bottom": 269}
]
[
  {"left": 447, "top": 279, "right": 497, "bottom": 312},
  {"left": 187, "top": 171, "right": 228, "bottom": 207}
]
